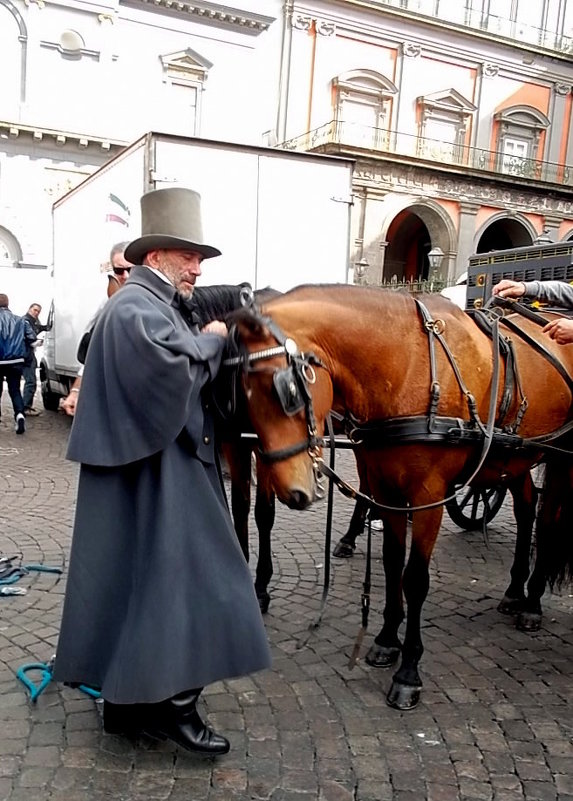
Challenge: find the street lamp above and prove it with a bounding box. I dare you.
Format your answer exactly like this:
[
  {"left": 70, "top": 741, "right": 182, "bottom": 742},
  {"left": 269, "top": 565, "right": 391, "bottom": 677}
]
[
  {"left": 427, "top": 246, "right": 444, "bottom": 285},
  {"left": 428, "top": 247, "right": 444, "bottom": 276},
  {"left": 354, "top": 257, "right": 369, "bottom": 284}
]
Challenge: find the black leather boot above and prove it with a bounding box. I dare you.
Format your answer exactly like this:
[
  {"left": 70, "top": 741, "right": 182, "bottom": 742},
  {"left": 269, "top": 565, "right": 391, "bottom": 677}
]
[
  {"left": 103, "top": 700, "right": 143, "bottom": 735},
  {"left": 144, "top": 689, "right": 230, "bottom": 755}
]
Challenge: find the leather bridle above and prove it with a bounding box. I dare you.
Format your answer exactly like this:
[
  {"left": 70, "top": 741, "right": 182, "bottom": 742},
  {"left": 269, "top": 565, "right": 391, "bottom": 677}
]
[{"left": 223, "top": 314, "right": 326, "bottom": 466}]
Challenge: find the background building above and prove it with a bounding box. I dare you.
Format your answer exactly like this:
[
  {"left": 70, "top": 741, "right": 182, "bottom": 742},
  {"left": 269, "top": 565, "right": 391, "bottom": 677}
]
[
  {"left": 0, "top": 0, "right": 280, "bottom": 312},
  {"left": 1, "top": 0, "right": 572, "bottom": 311},
  {"left": 275, "top": 0, "right": 573, "bottom": 285}
]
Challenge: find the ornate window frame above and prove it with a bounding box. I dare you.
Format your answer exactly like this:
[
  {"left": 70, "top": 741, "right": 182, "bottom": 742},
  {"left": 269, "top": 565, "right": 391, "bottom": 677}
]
[
  {"left": 493, "top": 105, "right": 551, "bottom": 178},
  {"left": 160, "top": 48, "right": 212, "bottom": 136},
  {"left": 332, "top": 69, "right": 398, "bottom": 150},
  {"left": 416, "top": 88, "right": 476, "bottom": 163}
]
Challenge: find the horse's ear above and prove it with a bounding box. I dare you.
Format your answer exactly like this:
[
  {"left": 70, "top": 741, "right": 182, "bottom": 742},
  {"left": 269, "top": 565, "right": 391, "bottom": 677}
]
[{"left": 228, "top": 307, "right": 266, "bottom": 337}]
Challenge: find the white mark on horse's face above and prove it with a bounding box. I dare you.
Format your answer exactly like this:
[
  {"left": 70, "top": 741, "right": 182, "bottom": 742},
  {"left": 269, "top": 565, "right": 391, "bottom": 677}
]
[{"left": 246, "top": 388, "right": 253, "bottom": 400}]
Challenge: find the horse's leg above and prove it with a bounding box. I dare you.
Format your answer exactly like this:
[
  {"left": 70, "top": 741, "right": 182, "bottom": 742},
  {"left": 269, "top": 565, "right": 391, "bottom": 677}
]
[
  {"left": 253, "top": 459, "right": 275, "bottom": 614},
  {"left": 333, "top": 499, "right": 368, "bottom": 558},
  {"left": 365, "top": 511, "right": 407, "bottom": 669},
  {"left": 517, "top": 460, "right": 572, "bottom": 632},
  {"left": 497, "top": 471, "right": 537, "bottom": 615},
  {"left": 387, "top": 507, "right": 443, "bottom": 711}
]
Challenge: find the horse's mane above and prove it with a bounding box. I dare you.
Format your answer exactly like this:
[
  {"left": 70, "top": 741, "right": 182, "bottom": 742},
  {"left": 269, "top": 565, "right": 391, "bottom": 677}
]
[
  {"left": 188, "top": 284, "right": 283, "bottom": 327},
  {"left": 187, "top": 283, "right": 250, "bottom": 327},
  {"left": 262, "top": 283, "right": 466, "bottom": 318}
]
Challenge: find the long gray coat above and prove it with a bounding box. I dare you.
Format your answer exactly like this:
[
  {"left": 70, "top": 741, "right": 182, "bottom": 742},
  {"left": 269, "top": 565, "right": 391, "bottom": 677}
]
[{"left": 53, "top": 267, "right": 271, "bottom": 704}]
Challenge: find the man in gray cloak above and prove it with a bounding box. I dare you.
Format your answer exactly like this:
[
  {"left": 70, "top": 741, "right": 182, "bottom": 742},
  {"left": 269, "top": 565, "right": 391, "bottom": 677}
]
[{"left": 53, "top": 187, "right": 271, "bottom": 755}]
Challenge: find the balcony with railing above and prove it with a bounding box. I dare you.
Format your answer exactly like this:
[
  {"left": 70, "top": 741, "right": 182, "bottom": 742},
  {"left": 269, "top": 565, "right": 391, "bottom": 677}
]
[
  {"left": 376, "top": 0, "right": 573, "bottom": 55},
  {"left": 280, "top": 122, "right": 573, "bottom": 187}
]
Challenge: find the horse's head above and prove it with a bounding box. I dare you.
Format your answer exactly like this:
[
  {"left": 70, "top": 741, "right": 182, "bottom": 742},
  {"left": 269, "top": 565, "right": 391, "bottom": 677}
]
[{"left": 225, "top": 306, "right": 333, "bottom": 510}]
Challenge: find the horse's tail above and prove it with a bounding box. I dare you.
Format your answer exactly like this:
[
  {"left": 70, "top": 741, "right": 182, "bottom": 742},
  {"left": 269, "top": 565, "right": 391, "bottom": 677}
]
[{"left": 536, "top": 457, "right": 573, "bottom": 590}]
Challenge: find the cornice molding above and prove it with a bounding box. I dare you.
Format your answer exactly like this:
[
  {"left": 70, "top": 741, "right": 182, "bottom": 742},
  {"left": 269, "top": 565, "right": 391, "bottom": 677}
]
[
  {"left": 0, "top": 121, "right": 127, "bottom": 151},
  {"left": 119, "top": 0, "right": 275, "bottom": 36}
]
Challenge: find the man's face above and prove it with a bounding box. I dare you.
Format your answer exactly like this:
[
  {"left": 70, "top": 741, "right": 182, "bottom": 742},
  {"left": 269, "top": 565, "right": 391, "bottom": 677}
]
[
  {"left": 150, "top": 249, "right": 203, "bottom": 300},
  {"left": 28, "top": 305, "right": 41, "bottom": 319},
  {"left": 111, "top": 252, "right": 132, "bottom": 286}
]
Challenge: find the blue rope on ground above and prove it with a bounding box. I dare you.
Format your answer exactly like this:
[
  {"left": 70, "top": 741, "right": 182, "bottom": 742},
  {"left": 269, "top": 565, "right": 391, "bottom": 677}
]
[
  {"left": 0, "top": 563, "right": 63, "bottom": 586},
  {"left": 16, "top": 659, "right": 101, "bottom": 702}
]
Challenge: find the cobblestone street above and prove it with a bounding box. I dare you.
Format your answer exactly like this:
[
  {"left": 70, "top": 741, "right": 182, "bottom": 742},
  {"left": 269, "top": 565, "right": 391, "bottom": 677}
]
[{"left": 0, "top": 396, "right": 572, "bottom": 801}]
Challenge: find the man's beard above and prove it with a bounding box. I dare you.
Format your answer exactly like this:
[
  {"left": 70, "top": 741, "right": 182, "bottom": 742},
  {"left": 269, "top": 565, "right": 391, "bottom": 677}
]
[
  {"left": 178, "top": 283, "right": 194, "bottom": 300},
  {"left": 156, "top": 255, "right": 194, "bottom": 299}
]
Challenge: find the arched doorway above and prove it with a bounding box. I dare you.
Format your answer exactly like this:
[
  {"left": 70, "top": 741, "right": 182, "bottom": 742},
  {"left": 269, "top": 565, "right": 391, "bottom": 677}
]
[
  {"left": 381, "top": 201, "right": 453, "bottom": 283},
  {"left": 476, "top": 217, "right": 534, "bottom": 252},
  {"left": 384, "top": 210, "right": 429, "bottom": 281}
]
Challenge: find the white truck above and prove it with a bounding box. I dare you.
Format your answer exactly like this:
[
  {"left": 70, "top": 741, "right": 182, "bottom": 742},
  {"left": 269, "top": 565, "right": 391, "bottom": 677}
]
[{"left": 41, "top": 131, "right": 354, "bottom": 410}]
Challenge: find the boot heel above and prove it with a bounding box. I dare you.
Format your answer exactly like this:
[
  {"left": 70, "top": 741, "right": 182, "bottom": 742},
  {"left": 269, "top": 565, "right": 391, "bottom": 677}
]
[{"left": 103, "top": 701, "right": 142, "bottom": 735}]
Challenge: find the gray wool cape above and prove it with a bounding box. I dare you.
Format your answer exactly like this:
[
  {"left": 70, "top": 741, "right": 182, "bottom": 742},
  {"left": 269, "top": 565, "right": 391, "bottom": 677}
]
[{"left": 53, "top": 266, "right": 271, "bottom": 704}]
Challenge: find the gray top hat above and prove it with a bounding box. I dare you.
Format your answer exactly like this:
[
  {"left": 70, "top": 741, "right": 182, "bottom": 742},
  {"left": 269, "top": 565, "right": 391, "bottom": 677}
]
[{"left": 124, "top": 186, "right": 221, "bottom": 265}]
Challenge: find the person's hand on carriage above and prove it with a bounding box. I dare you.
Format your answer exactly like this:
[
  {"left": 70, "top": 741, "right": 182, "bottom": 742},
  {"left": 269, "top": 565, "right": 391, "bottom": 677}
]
[
  {"left": 491, "top": 279, "right": 526, "bottom": 300},
  {"left": 542, "top": 317, "right": 573, "bottom": 345}
]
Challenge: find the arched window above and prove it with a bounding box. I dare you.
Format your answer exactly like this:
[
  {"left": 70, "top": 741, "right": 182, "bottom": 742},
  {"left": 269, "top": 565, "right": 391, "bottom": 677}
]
[
  {"left": 493, "top": 105, "right": 550, "bottom": 178},
  {"left": 0, "top": 0, "right": 26, "bottom": 112},
  {"left": 0, "top": 226, "right": 23, "bottom": 267},
  {"left": 332, "top": 70, "right": 398, "bottom": 150}
]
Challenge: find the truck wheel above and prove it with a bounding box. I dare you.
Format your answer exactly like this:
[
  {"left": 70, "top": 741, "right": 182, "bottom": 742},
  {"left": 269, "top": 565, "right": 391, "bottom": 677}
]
[{"left": 41, "top": 382, "right": 61, "bottom": 412}]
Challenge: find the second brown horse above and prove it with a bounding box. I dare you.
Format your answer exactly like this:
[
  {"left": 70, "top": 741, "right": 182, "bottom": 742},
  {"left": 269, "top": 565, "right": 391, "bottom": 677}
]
[{"left": 227, "top": 285, "right": 573, "bottom": 710}]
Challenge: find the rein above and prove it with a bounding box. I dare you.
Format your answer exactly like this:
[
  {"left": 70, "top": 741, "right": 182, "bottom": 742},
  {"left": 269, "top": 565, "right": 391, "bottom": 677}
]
[
  {"left": 318, "top": 299, "right": 503, "bottom": 514},
  {"left": 486, "top": 297, "right": 573, "bottom": 454}
]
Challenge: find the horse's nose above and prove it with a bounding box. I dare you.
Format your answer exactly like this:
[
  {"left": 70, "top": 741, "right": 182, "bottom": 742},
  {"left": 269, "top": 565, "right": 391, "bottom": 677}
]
[{"left": 285, "top": 488, "right": 313, "bottom": 510}]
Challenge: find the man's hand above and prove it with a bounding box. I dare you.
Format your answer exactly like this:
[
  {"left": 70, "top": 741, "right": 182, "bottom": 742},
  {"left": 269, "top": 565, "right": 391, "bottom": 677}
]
[
  {"left": 492, "top": 279, "right": 526, "bottom": 299},
  {"left": 60, "top": 392, "right": 78, "bottom": 416},
  {"left": 542, "top": 318, "right": 573, "bottom": 345},
  {"left": 201, "top": 320, "right": 228, "bottom": 338}
]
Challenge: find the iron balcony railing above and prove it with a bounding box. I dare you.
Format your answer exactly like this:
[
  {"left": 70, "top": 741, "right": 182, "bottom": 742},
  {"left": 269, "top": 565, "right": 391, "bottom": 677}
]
[
  {"left": 374, "top": 275, "right": 449, "bottom": 294},
  {"left": 281, "top": 122, "right": 573, "bottom": 187},
  {"left": 375, "top": 0, "right": 573, "bottom": 55}
]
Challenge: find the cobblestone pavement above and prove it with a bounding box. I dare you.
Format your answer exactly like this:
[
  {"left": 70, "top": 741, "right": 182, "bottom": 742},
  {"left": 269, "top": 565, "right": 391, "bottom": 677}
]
[{"left": 0, "top": 395, "right": 572, "bottom": 801}]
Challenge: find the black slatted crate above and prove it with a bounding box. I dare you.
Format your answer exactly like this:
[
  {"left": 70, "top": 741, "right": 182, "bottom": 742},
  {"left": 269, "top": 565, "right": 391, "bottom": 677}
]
[{"left": 466, "top": 242, "right": 573, "bottom": 310}]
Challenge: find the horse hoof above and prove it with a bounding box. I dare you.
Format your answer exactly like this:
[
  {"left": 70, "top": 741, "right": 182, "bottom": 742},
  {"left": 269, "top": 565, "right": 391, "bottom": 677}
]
[
  {"left": 516, "top": 611, "right": 541, "bottom": 632},
  {"left": 497, "top": 595, "right": 525, "bottom": 615},
  {"left": 333, "top": 540, "right": 355, "bottom": 558},
  {"left": 386, "top": 681, "right": 421, "bottom": 711},
  {"left": 257, "top": 592, "right": 270, "bottom": 614},
  {"left": 365, "top": 643, "right": 401, "bottom": 668}
]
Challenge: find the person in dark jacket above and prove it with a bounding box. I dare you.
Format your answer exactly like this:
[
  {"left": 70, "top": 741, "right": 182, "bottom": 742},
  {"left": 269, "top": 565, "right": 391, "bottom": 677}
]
[
  {"left": 22, "top": 302, "right": 50, "bottom": 415},
  {"left": 0, "top": 294, "right": 37, "bottom": 433},
  {"left": 52, "top": 187, "right": 271, "bottom": 756}
]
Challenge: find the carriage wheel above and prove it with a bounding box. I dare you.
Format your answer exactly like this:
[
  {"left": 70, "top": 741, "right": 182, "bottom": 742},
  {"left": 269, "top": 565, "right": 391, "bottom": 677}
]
[{"left": 445, "top": 485, "right": 507, "bottom": 531}]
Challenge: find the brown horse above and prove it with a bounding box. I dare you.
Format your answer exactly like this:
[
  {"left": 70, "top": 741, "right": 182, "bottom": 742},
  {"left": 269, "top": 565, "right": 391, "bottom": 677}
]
[{"left": 226, "top": 285, "right": 573, "bottom": 710}]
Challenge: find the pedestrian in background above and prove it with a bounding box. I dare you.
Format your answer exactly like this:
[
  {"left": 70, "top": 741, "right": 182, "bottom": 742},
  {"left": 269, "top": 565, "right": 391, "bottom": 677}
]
[
  {"left": 61, "top": 242, "right": 132, "bottom": 416},
  {"left": 22, "top": 302, "right": 50, "bottom": 416},
  {"left": 105, "top": 240, "right": 132, "bottom": 298},
  {"left": 53, "top": 187, "right": 271, "bottom": 755},
  {"left": 0, "top": 294, "right": 36, "bottom": 434}
]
